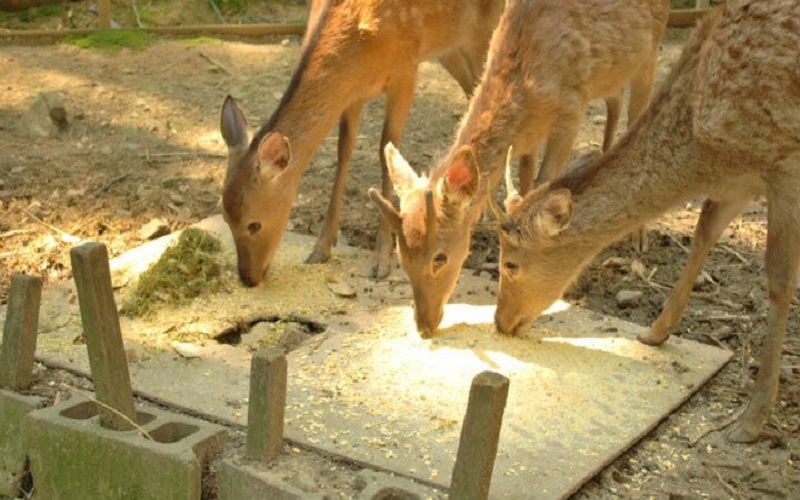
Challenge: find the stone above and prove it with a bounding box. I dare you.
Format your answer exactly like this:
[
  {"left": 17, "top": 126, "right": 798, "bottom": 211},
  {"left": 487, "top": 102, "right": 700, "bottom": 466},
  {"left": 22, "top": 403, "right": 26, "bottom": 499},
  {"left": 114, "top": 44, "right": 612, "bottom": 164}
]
[
  {"left": 616, "top": 290, "right": 644, "bottom": 309},
  {"left": 21, "top": 91, "right": 68, "bottom": 138},
  {"left": 139, "top": 217, "right": 170, "bottom": 241}
]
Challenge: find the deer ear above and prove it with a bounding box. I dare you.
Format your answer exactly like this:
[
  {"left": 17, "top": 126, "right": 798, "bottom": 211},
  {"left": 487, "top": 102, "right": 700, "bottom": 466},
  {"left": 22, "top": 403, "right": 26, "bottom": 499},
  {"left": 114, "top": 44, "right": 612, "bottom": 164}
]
[
  {"left": 368, "top": 188, "right": 403, "bottom": 234},
  {"left": 220, "top": 95, "right": 249, "bottom": 149},
  {"left": 536, "top": 189, "right": 572, "bottom": 236},
  {"left": 257, "top": 132, "right": 292, "bottom": 176},
  {"left": 443, "top": 146, "right": 479, "bottom": 201},
  {"left": 384, "top": 143, "right": 420, "bottom": 199}
]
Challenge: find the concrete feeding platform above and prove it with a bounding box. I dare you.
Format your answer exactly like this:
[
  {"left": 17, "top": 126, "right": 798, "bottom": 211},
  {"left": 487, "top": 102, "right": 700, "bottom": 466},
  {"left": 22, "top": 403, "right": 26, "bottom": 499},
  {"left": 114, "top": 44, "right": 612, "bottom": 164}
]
[{"left": 0, "top": 216, "right": 732, "bottom": 498}]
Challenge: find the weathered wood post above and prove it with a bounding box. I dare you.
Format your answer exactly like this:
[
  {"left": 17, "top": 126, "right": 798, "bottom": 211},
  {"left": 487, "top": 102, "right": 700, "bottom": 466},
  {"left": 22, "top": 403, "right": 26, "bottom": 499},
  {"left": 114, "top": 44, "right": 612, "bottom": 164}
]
[
  {"left": 97, "top": 0, "right": 112, "bottom": 29},
  {"left": 0, "top": 274, "right": 42, "bottom": 391},
  {"left": 70, "top": 242, "right": 137, "bottom": 430},
  {"left": 450, "top": 370, "right": 510, "bottom": 500},
  {"left": 245, "top": 348, "right": 287, "bottom": 462}
]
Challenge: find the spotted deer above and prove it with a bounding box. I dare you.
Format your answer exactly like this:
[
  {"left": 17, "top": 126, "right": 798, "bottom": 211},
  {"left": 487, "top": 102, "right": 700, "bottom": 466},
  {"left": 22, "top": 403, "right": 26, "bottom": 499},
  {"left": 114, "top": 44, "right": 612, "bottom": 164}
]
[
  {"left": 370, "top": 0, "right": 669, "bottom": 334},
  {"left": 220, "top": 0, "right": 504, "bottom": 286},
  {"left": 493, "top": 0, "right": 800, "bottom": 442}
]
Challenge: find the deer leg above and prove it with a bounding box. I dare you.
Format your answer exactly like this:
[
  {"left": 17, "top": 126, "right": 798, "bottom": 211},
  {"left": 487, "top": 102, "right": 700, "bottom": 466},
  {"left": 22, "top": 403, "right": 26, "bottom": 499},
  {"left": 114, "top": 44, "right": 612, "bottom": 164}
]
[
  {"left": 602, "top": 93, "right": 622, "bottom": 153},
  {"left": 728, "top": 189, "right": 800, "bottom": 443},
  {"left": 438, "top": 50, "right": 478, "bottom": 98},
  {"left": 306, "top": 101, "right": 364, "bottom": 264},
  {"left": 625, "top": 59, "right": 659, "bottom": 251},
  {"left": 373, "top": 76, "right": 417, "bottom": 280},
  {"left": 536, "top": 113, "right": 582, "bottom": 185},
  {"left": 641, "top": 196, "right": 752, "bottom": 345}
]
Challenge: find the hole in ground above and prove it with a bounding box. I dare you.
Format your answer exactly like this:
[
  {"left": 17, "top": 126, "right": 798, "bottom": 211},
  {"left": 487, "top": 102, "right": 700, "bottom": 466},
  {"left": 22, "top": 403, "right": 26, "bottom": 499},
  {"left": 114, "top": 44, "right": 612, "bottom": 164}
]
[{"left": 215, "top": 315, "right": 326, "bottom": 354}]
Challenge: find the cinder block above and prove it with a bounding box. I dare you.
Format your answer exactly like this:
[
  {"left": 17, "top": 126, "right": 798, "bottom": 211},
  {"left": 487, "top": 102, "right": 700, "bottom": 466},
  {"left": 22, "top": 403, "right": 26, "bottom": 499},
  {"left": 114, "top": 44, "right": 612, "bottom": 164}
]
[
  {"left": 217, "top": 458, "right": 324, "bottom": 500},
  {"left": 0, "top": 390, "right": 44, "bottom": 498},
  {"left": 24, "top": 397, "right": 228, "bottom": 500},
  {"left": 356, "top": 470, "right": 445, "bottom": 500}
]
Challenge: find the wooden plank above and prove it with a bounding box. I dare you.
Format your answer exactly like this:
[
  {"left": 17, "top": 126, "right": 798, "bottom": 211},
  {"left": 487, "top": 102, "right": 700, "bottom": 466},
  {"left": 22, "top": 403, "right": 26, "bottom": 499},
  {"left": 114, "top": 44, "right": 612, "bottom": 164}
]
[
  {"left": 450, "top": 371, "right": 510, "bottom": 500},
  {"left": 0, "top": 23, "right": 307, "bottom": 41},
  {"left": 70, "top": 243, "right": 136, "bottom": 431},
  {"left": 245, "top": 348, "right": 287, "bottom": 463},
  {"left": 0, "top": 274, "right": 42, "bottom": 391}
]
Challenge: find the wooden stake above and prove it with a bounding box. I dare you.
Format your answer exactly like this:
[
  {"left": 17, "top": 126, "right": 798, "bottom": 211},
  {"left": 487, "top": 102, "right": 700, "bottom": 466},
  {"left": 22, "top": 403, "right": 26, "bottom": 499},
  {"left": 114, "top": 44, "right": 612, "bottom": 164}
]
[
  {"left": 245, "top": 348, "right": 287, "bottom": 462},
  {"left": 0, "top": 274, "right": 42, "bottom": 391},
  {"left": 70, "top": 242, "right": 136, "bottom": 431},
  {"left": 450, "top": 371, "right": 510, "bottom": 500}
]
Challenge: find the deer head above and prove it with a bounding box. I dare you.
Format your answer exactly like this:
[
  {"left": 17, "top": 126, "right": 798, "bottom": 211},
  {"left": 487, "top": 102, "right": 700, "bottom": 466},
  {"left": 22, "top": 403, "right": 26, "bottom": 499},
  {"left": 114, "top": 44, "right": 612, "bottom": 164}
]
[
  {"left": 219, "top": 96, "right": 299, "bottom": 287},
  {"left": 370, "top": 143, "right": 480, "bottom": 335},
  {"left": 493, "top": 175, "right": 589, "bottom": 335}
]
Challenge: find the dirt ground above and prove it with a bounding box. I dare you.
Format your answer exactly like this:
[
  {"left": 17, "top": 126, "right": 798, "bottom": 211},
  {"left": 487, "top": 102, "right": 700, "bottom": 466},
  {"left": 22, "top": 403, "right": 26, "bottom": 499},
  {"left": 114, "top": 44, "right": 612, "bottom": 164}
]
[{"left": 1, "top": 1, "right": 798, "bottom": 498}]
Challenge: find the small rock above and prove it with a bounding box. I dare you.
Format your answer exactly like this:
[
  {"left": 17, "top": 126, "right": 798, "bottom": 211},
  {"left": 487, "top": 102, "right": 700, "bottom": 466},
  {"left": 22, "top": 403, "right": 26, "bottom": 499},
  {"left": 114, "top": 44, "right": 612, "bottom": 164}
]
[
  {"left": 592, "top": 115, "right": 607, "bottom": 125},
  {"left": 280, "top": 38, "right": 291, "bottom": 47},
  {"left": 326, "top": 276, "right": 357, "bottom": 298},
  {"left": 138, "top": 217, "right": 170, "bottom": 240},
  {"left": 172, "top": 342, "right": 201, "bottom": 359},
  {"left": 616, "top": 290, "right": 643, "bottom": 309},
  {"left": 22, "top": 91, "right": 68, "bottom": 138},
  {"left": 602, "top": 257, "right": 628, "bottom": 270}
]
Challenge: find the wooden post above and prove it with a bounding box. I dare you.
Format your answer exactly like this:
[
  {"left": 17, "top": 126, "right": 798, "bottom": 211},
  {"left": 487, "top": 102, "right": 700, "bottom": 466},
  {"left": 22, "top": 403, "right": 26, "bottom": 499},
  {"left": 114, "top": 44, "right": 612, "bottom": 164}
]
[
  {"left": 97, "top": 0, "right": 112, "bottom": 29},
  {"left": 245, "top": 348, "right": 287, "bottom": 462},
  {"left": 0, "top": 274, "right": 43, "bottom": 391},
  {"left": 450, "top": 371, "right": 510, "bottom": 500},
  {"left": 70, "top": 243, "right": 137, "bottom": 431}
]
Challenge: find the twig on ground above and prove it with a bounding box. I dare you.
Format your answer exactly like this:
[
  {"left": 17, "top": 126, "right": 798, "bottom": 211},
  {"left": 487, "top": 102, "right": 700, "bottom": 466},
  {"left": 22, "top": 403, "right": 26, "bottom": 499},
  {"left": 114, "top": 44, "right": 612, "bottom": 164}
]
[
  {"left": 96, "top": 173, "right": 131, "bottom": 194},
  {"left": 664, "top": 231, "right": 690, "bottom": 254},
  {"left": 715, "top": 244, "right": 751, "bottom": 265},
  {"left": 690, "top": 409, "right": 743, "bottom": 446},
  {"left": 696, "top": 314, "right": 752, "bottom": 323},
  {"left": 199, "top": 51, "right": 232, "bottom": 76},
  {"left": 0, "top": 228, "right": 36, "bottom": 239},
  {"left": 20, "top": 208, "right": 81, "bottom": 244},
  {"left": 63, "top": 385, "right": 153, "bottom": 441},
  {"left": 694, "top": 292, "right": 741, "bottom": 310},
  {"left": 705, "top": 463, "right": 744, "bottom": 499},
  {"left": 701, "top": 332, "right": 733, "bottom": 352}
]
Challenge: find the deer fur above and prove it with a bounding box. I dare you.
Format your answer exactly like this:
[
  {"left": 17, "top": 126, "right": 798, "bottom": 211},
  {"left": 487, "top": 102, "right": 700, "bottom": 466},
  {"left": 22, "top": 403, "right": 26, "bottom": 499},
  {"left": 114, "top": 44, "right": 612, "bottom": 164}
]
[
  {"left": 220, "top": 0, "right": 504, "bottom": 286},
  {"left": 371, "top": 0, "right": 669, "bottom": 334},
  {"left": 494, "top": 0, "right": 800, "bottom": 443}
]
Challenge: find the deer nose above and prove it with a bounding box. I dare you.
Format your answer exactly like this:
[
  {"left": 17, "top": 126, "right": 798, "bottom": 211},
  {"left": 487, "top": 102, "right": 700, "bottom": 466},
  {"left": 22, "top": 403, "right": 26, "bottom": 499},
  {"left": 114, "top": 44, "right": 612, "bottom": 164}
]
[
  {"left": 494, "top": 309, "right": 520, "bottom": 335},
  {"left": 413, "top": 306, "right": 444, "bottom": 336}
]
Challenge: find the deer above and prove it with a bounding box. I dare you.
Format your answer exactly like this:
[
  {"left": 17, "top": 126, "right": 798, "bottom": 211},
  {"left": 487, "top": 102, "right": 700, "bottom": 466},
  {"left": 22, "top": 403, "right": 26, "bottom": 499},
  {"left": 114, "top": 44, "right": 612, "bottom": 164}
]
[
  {"left": 218, "top": 0, "right": 504, "bottom": 287},
  {"left": 491, "top": 0, "right": 800, "bottom": 443},
  {"left": 369, "top": 0, "right": 670, "bottom": 334}
]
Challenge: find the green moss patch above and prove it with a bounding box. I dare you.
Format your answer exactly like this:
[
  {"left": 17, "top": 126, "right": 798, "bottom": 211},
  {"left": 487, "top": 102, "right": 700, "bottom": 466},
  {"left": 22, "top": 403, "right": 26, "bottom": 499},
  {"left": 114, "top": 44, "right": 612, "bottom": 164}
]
[
  {"left": 65, "top": 29, "right": 151, "bottom": 52},
  {"left": 121, "top": 228, "right": 226, "bottom": 317}
]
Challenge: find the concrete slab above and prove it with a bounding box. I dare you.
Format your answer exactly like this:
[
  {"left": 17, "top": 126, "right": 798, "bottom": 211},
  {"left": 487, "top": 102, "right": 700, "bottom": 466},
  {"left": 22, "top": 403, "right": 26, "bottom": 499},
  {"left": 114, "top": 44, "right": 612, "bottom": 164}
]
[{"left": 2, "top": 215, "right": 732, "bottom": 498}]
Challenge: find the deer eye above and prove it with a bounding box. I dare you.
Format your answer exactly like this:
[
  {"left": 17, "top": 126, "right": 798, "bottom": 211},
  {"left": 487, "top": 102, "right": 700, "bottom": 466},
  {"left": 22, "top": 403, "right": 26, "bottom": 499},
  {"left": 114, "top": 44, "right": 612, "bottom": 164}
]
[
  {"left": 247, "top": 222, "right": 262, "bottom": 235},
  {"left": 504, "top": 261, "right": 519, "bottom": 276},
  {"left": 433, "top": 252, "right": 448, "bottom": 270}
]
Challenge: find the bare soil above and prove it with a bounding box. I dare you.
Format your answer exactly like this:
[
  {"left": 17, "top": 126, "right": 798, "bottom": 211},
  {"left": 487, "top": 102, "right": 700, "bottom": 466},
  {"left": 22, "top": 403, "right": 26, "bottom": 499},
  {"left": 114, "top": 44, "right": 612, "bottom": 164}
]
[{"left": 1, "top": 1, "right": 798, "bottom": 498}]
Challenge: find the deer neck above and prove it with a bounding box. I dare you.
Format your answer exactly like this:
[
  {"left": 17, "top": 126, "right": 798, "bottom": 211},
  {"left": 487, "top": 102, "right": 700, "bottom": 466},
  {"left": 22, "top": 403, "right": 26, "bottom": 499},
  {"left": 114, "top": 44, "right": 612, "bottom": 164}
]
[
  {"left": 251, "top": 11, "right": 368, "bottom": 170},
  {"left": 550, "top": 47, "right": 711, "bottom": 250}
]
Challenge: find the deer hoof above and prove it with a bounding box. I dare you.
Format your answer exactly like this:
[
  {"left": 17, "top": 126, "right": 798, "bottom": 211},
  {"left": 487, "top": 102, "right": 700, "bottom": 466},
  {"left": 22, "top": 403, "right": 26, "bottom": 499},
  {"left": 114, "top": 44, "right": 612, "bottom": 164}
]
[
  {"left": 637, "top": 328, "right": 669, "bottom": 346},
  {"left": 371, "top": 261, "right": 391, "bottom": 281},
  {"left": 305, "top": 249, "right": 331, "bottom": 264},
  {"left": 726, "top": 420, "right": 761, "bottom": 443}
]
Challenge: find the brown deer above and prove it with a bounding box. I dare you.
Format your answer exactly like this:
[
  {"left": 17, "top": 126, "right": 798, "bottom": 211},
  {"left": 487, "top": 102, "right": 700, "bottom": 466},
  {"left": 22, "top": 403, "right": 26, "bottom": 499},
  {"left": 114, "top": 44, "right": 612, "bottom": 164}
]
[
  {"left": 493, "top": 0, "right": 800, "bottom": 443},
  {"left": 220, "top": 0, "right": 504, "bottom": 286},
  {"left": 370, "top": 0, "right": 669, "bottom": 334}
]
